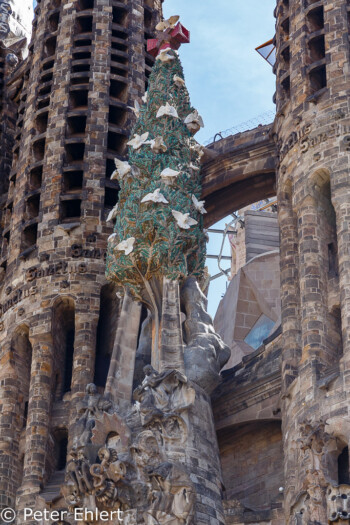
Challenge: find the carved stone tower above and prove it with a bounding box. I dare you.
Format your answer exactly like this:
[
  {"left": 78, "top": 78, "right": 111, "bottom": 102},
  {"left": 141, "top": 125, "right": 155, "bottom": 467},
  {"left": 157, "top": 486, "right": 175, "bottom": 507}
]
[
  {"left": 0, "top": 0, "right": 162, "bottom": 515},
  {"left": 274, "top": 0, "right": 350, "bottom": 521}
]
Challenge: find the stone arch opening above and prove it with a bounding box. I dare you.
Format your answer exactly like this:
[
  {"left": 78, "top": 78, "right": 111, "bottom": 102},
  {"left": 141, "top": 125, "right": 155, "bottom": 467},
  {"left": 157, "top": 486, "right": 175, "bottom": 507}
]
[
  {"left": 52, "top": 297, "right": 75, "bottom": 399},
  {"left": 94, "top": 283, "right": 120, "bottom": 389}
]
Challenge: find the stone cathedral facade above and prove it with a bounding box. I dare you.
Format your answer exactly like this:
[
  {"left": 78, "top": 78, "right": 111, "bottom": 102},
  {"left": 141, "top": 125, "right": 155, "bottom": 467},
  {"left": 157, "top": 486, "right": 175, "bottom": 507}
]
[{"left": 0, "top": 0, "right": 350, "bottom": 523}]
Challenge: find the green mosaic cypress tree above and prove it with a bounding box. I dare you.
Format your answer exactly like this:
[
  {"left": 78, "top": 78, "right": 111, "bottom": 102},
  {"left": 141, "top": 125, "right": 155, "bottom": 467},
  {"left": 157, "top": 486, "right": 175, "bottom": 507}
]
[{"left": 106, "top": 47, "right": 206, "bottom": 311}]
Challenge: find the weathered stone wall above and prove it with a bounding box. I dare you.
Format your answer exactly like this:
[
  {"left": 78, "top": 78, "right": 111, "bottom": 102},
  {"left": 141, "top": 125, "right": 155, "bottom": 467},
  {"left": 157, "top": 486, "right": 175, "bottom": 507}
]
[{"left": 218, "top": 421, "right": 283, "bottom": 513}]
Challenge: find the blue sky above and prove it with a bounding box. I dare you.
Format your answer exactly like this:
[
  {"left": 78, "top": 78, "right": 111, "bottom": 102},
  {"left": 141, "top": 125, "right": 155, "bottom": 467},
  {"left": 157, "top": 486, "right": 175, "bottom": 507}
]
[
  {"left": 163, "top": 0, "right": 276, "bottom": 144},
  {"left": 162, "top": 1, "right": 276, "bottom": 316}
]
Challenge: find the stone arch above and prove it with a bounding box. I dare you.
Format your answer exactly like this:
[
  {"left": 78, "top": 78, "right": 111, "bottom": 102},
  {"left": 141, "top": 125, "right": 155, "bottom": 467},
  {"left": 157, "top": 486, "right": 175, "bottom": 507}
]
[
  {"left": 52, "top": 296, "right": 76, "bottom": 399},
  {"left": 201, "top": 127, "right": 277, "bottom": 227}
]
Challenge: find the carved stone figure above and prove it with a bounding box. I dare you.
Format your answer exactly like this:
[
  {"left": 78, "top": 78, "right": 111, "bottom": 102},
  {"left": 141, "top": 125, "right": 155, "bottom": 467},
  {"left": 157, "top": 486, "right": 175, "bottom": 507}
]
[
  {"left": 293, "top": 420, "right": 332, "bottom": 524},
  {"left": 73, "top": 383, "right": 113, "bottom": 449},
  {"left": 181, "top": 277, "right": 230, "bottom": 393},
  {"left": 145, "top": 462, "right": 195, "bottom": 525},
  {"left": 133, "top": 366, "right": 195, "bottom": 425}
]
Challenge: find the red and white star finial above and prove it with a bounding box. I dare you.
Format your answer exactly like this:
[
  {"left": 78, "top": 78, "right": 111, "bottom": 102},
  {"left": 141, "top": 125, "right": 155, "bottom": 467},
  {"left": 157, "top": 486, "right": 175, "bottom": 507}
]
[{"left": 147, "top": 15, "right": 190, "bottom": 58}]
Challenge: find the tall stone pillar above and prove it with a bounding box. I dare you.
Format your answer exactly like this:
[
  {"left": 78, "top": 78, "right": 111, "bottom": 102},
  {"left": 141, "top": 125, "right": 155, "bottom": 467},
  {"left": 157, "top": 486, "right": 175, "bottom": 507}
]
[
  {"left": 0, "top": 341, "right": 19, "bottom": 509},
  {"left": 277, "top": 176, "right": 301, "bottom": 390},
  {"left": 332, "top": 181, "right": 350, "bottom": 372},
  {"left": 16, "top": 334, "right": 54, "bottom": 513}
]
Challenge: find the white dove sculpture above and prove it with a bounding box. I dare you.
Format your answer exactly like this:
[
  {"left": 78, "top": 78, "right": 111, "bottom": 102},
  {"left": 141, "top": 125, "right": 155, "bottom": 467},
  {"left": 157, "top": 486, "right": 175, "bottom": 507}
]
[
  {"left": 184, "top": 110, "right": 204, "bottom": 134},
  {"left": 111, "top": 158, "right": 132, "bottom": 180},
  {"left": 192, "top": 195, "right": 207, "bottom": 214},
  {"left": 156, "top": 47, "right": 175, "bottom": 63},
  {"left": 127, "top": 100, "right": 140, "bottom": 118},
  {"left": 149, "top": 136, "right": 167, "bottom": 153},
  {"left": 161, "top": 167, "right": 180, "bottom": 182},
  {"left": 155, "top": 15, "right": 180, "bottom": 32},
  {"left": 190, "top": 141, "right": 204, "bottom": 159},
  {"left": 108, "top": 233, "right": 117, "bottom": 242},
  {"left": 173, "top": 74, "right": 186, "bottom": 88},
  {"left": 141, "top": 188, "right": 169, "bottom": 204},
  {"left": 172, "top": 210, "right": 198, "bottom": 229},
  {"left": 106, "top": 203, "right": 119, "bottom": 222},
  {"left": 116, "top": 237, "right": 135, "bottom": 256},
  {"left": 156, "top": 102, "right": 179, "bottom": 119},
  {"left": 142, "top": 91, "right": 148, "bottom": 104},
  {"left": 127, "top": 132, "right": 150, "bottom": 150}
]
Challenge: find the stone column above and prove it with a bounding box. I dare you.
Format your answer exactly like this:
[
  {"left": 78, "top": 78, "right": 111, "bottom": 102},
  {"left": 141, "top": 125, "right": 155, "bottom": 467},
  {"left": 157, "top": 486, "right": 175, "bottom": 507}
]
[
  {"left": 70, "top": 311, "right": 99, "bottom": 405},
  {"left": 16, "top": 334, "right": 54, "bottom": 513},
  {"left": 159, "top": 278, "right": 185, "bottom": 373},
  {"left": 332, "top": 167, "right": 350, "bottom": 382},
  {"left": 295, "top": 195, "right": 329, "bottom": 381},
  {"left": 0, "top": 341, "right": 19, "bottom": 509},
  {"left": 277, "top": 176, "right": 301, "bottom": 391},
  {"left": 105, "top": 293, "right": 141, "bottom": 409}
]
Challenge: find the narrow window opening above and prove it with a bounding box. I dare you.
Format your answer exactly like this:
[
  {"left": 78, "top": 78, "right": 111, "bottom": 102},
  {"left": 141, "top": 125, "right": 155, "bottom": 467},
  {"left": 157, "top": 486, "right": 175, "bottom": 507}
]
[
  {"left": 30, "top": 166, "right": 43, "bottom": 190},
  {"left": 281, "top": 75, "right": 290, "bottom": 97},
  {"left": 77, "top": 0, "right": 94, "bottom": 10},
  {"left": 22, "top": 223, "right": 38, "bottom": 250},
  {"left": 338, "top": 447, "right": 350, "bottom": 485},
  {"left": 63, "top": 171, "right": 83, "bottom": 192},
  {"left": 109, "top": 106, "right": 127, "bottom": 126},
  {"left": 107, "top": 131, "right": 127, "bottom": 154},
  {"left": 109, "top": 79, "right": 128, "bottom": 102},
  {"left": 66, "top": 115, "right": 87, "bottom": 137},
  {"left": 43, "top": 36, "right": 57, "bottom": 58},
  {"left": 328, "top": 243, "right": 339, "bottom": 277},
  {"left": 94, "top": 284, "right": 121, "bottom": 388},
  {"left": 25, "top": 194, "right": 40, "bottom": 220},
  {"left": 309, "top": 64, "right": 326, "bottom": 92},
  {"left": 307, "top": 6, "right": 324, "bottom": 32},
  {"left": 104, "top": 185, "right": 119, "bottom": 208},
  {"left": 32, "top": 138, "right": 46, "bottom": 162},
  {"left": 113, "top": 6, "right": 127, "bottom": 25},
  {"left": 65, "top": 142, "right": 85, "bottom": 162},
  {"left": 53, "top": 299, "right": 75, "bottom": 400},
  {"left": 60, "top": 199, "right": 82, "bottom": 221},
  {"left": 69, "top": 89, "right": 88, "bottom": 109},
  {"left": 48, "top": 11, "right": 60, "bottom": 32},
  {"left": 75, "top": 15, "right": 93, "bottom": 34},
  {"left": 63, "top": 330, "right": 74, "bottom": 394},
  {"left": 57, "top": 436, "right": 68, "bottom": 470},
  {"left": 308, "top": 34, "right": 325, "bottom": 62}
]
